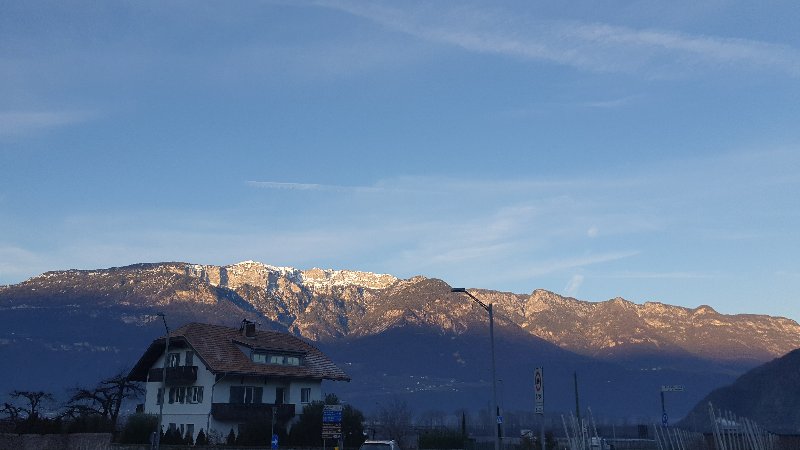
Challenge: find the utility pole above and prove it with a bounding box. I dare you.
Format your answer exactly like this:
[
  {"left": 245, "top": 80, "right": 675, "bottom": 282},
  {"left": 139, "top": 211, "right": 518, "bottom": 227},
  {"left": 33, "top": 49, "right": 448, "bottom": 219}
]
[
  {"left": 451, "top": 288, "right": 500, "bottom": 450},
  {"left": 156, "top": 313, "right": 170, "bottom": 450},
  {"left": 574, "top": 372, "right": 583, "bottom": 449}
]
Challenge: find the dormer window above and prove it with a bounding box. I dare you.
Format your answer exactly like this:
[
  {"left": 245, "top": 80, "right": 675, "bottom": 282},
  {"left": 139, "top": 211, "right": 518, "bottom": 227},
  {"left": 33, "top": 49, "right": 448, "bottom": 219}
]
[{"left": 251, "top": 351, "right": 302, "bottom": 366}]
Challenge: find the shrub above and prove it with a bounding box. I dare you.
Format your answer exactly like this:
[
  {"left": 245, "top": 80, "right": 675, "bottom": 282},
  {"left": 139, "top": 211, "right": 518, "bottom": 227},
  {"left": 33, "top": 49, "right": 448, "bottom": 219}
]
[
  {"left": 117, "top": 413, "right": 159, "bottom": 444},
  {"left": 419, "top": 428, "right": 467, "bottom": 449},
  {"left": 196, "top": 428, "right": 208, "bottom": 445}
]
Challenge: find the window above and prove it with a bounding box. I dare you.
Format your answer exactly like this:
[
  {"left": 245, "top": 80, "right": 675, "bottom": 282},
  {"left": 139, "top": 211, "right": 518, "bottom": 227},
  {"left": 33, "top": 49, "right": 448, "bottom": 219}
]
[
  {"left": 156, "top": 388, "right": 164, "bottom": 405},
  {"left": 301, "top": 388, "right": 311, "bottom": 403},
  {"left": 185, "top": 351, "right": 194, "bottom": 366},
  {"left": 168, "top": 386, "right": 204, "bottom": 404},
  {"left": 175, "top": 387, "right": 186, "bottom": 404},
  {"left": 252, "top": 352, "right": 302, "bottom": 366},
  {"left": 186, "top": 424, "right": 195, "bottom": 440},
  {"left": 189, "top": 386, "right": 204, "bottom": 404},
  {"left": 229, "top": 386, "right": 263, "bottom": 404},
  {"left": 167, "top": 352, "right": 181, "bottom": 368},
  {"left": 275, "top": 387, "right": 285, "bottom": 405}
]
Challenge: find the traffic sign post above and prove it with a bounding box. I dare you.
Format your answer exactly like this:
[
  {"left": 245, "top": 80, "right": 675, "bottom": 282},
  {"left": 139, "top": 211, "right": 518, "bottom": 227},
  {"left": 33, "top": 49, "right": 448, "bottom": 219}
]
[
  {"left": 322, "top": 405, "right": 343, "bottom": 440},
  {"left": 661, "top": 385, "right": 685, "bottom": 392},
  {"left": 660, "top": 385, "right": 685, "bottom": 427},
  {"left": 534, "top": 368, "right": 544, "bottom": 415},
  {"left": 535, "top": 368, "right": 545, "bottom": 450}
]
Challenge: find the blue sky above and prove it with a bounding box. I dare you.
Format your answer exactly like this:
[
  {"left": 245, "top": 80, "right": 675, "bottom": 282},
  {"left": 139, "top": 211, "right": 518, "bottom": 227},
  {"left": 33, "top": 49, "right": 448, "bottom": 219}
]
[{"left": 2, "top": 1, "right": 799, "bottom": 319}]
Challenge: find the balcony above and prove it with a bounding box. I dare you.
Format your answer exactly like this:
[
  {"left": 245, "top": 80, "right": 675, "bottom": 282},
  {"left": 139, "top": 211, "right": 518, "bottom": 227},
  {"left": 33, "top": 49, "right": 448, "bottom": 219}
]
[
  {"left": 147, "top": 366, "right": 198, "bottom": 385},
  {"left": 211, "top": 403, "right": 295, "bottom": 423}
]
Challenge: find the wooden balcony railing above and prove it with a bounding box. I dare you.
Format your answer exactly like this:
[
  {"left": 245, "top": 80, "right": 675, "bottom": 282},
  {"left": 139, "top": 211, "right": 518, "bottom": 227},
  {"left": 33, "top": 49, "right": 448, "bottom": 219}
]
[{"left": 147, "top": 366, "right": 198, "bottom": 385}]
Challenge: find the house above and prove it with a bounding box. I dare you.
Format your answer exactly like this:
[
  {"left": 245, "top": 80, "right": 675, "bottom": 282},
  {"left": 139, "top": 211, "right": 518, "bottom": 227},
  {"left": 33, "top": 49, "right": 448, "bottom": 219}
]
[{"left": 128, "top": 320, "right": 350, "bottom": 441}]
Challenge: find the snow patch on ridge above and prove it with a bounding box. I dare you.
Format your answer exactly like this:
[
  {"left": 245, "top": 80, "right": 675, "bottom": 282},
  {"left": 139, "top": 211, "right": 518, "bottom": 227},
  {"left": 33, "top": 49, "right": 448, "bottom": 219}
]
[
  {"left": 186, "top": 261, "right": 399, "bottom": 291},
  {"left": 301, "top": 267, "right": 398, "bottom": 290}
]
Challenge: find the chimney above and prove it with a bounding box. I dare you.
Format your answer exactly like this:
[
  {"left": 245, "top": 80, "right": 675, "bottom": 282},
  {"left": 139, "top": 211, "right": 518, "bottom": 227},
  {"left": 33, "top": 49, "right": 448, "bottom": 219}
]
[{"left": 240, "top": 319, "right": 256, "bottom": 338}]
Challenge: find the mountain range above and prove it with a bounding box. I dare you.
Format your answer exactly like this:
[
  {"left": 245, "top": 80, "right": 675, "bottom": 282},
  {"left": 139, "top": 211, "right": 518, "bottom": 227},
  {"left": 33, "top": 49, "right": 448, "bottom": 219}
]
[
  {"left": 678, "top": 348, "right": 800, "bottom": 433},
  {"left": 2, "top": 260, "right": 799, "bottom": 422}
]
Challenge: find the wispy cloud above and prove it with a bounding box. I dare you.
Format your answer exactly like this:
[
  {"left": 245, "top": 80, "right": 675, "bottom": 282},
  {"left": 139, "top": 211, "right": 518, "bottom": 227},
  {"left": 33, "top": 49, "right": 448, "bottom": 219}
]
[
  {"left": 564, "top": 274, "right": 585, "bottom": 297},
  {"left": 246, "top": 181, "right": 382, "bottom": 193},
  {"left": 0, "top": 111, "right": 96, "bottom": 137},
  {"left": 318, "top": 1, "right": 800, "bottom": 77},
  {"left": 601, "top": 271, "right": 715, "bottom": 279},
  {"left": 246, "top": 180, "right": 429, "bottom": 195},
  {"left": 520, "top": 251, "right": 642, "bottom": 278}
]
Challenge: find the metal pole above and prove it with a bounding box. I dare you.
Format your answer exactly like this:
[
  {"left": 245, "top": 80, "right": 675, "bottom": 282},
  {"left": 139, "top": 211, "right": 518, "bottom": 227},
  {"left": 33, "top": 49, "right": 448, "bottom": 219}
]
[
  {"left": 271, "top": 406, "right": 276, "bottom": 448},
  {"left": 488, "top": 303, "right": 500, "bottom": 450},
  {"left": 451, "top": 289, "right": 500, "bottom": 450},
  {"left": 539, "top": 417, "right": 546, "bottom": 450},
  {"left": 574, "top": 373, "right": 583, "bottom": 449},
  {"left": 157, "top": 313, "right": 170, "bottom": 450}
]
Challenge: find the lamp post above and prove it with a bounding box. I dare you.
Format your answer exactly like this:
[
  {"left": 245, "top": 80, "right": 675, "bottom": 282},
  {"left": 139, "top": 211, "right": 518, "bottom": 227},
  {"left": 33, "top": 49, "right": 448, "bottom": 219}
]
[
  {"left": 156, "top": 313, "right": 170, "bottom": 450},
  {"left": 451, "top": 288, "right": 500, "bottom": 450}
]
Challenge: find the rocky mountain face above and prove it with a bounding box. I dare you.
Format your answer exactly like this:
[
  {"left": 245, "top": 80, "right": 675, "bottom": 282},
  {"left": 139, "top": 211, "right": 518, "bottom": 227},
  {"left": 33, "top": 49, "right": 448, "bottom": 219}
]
[{"left": 2, "top": 260, "right": 799, "bottom": 419}]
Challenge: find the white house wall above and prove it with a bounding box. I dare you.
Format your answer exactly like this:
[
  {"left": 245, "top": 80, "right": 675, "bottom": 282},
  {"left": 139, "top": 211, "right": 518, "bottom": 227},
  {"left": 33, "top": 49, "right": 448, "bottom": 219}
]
[{"left": 142, "top": 349, "right": 326, "bottom": 441}]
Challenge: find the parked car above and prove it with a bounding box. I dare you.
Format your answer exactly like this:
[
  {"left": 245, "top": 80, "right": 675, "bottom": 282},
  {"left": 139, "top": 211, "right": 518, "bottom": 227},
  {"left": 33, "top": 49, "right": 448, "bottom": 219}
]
[{"left": 359, "top": 440, "right": 401, "bottom": 450}]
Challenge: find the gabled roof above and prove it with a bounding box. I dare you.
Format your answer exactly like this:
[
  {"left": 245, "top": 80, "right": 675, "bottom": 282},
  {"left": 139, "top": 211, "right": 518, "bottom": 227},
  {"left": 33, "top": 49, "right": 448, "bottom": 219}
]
[{"left": 129, "top": 322, "right": 350, "bottom": 382}]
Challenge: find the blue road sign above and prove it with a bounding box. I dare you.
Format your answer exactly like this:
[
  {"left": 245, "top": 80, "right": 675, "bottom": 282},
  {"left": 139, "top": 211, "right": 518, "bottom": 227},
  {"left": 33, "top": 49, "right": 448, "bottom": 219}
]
[{"left": 272, "top": 434, "right": 279, "bottom": 449}]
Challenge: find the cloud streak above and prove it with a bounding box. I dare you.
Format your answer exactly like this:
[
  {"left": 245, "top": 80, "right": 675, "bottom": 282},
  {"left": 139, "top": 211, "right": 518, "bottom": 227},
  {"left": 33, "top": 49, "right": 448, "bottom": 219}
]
[
  {"left": 564, "top": 274, "right": 585, "bottom": 297},
  {"left": 0, "top": 111, "right": 96, "bottom": 137},
  {"left": 319, "top": 1, "right": 800, "bottom": 77},
  {"left": 246, "top": 181, "right": 381, "bottom": 193}
]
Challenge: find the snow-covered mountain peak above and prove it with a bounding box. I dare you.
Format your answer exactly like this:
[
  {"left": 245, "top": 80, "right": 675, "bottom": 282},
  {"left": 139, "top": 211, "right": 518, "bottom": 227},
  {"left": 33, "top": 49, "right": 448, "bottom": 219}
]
[{"left": 300, "top": 267, "right": 399, "bottom": 290}]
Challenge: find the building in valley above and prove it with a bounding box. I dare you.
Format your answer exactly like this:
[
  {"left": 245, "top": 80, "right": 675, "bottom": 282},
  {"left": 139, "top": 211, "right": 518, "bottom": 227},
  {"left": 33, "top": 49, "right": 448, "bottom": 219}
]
[{"left": 128, "top": 320, "right": 350, "bottom": 441}]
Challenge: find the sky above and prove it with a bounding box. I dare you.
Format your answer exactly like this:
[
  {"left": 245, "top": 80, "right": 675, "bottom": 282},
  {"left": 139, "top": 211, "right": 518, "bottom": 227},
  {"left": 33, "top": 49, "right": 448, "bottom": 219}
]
[{"left": 1, "top": 1, "right": 799, "bottom": 319}]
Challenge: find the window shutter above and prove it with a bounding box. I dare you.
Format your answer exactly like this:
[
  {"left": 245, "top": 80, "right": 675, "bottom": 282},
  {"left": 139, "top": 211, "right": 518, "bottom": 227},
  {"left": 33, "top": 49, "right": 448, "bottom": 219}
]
[
  {"left": 168, "top": 388, "right": 175, "bottom": 404},
  {"left": 185, "top": 351, "right": 194, "bottom": 366},
  {"left": 254, "top": 387, "right": 263, "bottom": 404},
  {"left": 230, "top": 386, "right": 244, "bottom": 404},
  {"left": 197, "top": 386, "right": 204, "bottom": 403}
]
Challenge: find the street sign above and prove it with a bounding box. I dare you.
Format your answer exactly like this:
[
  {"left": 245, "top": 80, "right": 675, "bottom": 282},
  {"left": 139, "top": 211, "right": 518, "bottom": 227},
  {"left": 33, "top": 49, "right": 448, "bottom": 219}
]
[
  {"left": 322, "top": 405, "right": 343, "bottom": 439},
  {"left": 272, "top": 434, "right": 279, "bottom": 449},
  {"left": 534, "top": 367, "right": 544, "bottom": 415},
  {"left": 661, "top": 385, "right": 685, "bottom": 392}
]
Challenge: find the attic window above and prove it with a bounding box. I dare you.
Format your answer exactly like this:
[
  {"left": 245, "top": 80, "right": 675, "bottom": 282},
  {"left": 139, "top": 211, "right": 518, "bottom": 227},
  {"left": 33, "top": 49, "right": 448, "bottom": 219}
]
[{"left": 252, "top": 352, "right": 302, "bottom": 366}]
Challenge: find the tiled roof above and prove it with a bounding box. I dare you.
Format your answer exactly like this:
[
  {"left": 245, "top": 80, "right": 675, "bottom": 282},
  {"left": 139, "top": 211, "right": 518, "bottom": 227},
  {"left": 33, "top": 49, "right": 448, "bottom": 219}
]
[{"left": 129, "top": 322, "right": 350, "bottom": 382}]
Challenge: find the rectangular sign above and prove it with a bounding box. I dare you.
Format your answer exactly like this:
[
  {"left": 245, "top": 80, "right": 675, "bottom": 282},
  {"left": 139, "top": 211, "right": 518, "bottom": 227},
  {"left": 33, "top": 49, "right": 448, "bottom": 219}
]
[
  {"left": 322, "top": 405, "right": 343, "bottom": 439},
  {"left": 661, "top": 385, "right": 685, "bottom": 392},
  {"left": 322, "top": 424, "right": 342, "bottom": 439},
  {"left": 534, "top": 367, "right": 544, "bottom": 414},
  {"left": 323, "top": 404, "right": 343, "bottom": 422}
]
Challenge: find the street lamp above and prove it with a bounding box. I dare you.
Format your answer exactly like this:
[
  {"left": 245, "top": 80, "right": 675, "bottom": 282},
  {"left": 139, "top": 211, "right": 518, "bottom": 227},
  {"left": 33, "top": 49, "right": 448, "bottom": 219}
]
[
  {"left": 451, "top": 288, "right": 500, "bottom": 450},
  {"left": 156, "top": 313, "right": 170, "bottom": 450}
]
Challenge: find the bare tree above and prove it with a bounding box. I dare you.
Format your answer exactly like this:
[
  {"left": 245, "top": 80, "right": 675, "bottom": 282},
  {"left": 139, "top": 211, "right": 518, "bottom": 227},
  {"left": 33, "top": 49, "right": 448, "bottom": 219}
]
[
  {"left": 378, "top": 397, "right": 413, "bottom": 448},
  {"left": 65, "top": 369, "right": 144, "bottom": 430},
  {"left": 1, "top": 390, "right": 54, "bottom": 421}
]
